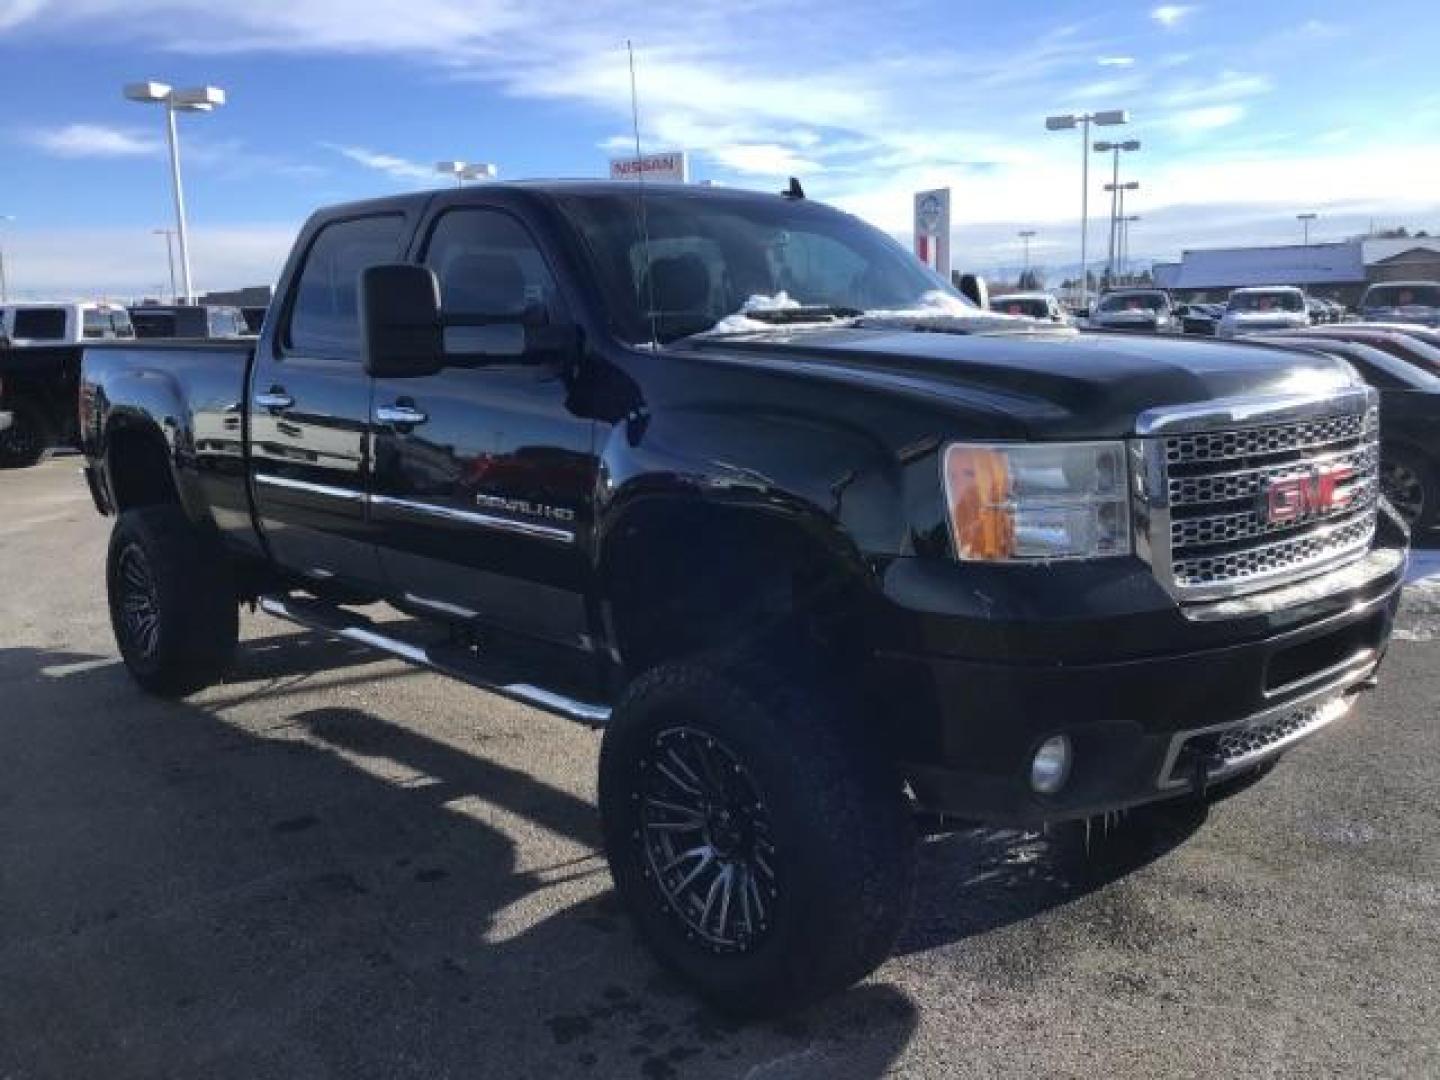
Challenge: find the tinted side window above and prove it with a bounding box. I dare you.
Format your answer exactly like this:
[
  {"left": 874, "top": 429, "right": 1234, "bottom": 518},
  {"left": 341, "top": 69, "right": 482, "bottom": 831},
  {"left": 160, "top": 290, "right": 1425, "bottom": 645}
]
[
  {"left": 423, "top": 209, "right": 561, "bottom": 357},
  {"left": 287, "top": 214, "right": 405, "bottom": 358},
  {"left": 14, "top": 308, "right": 67, "bottom": 340}
]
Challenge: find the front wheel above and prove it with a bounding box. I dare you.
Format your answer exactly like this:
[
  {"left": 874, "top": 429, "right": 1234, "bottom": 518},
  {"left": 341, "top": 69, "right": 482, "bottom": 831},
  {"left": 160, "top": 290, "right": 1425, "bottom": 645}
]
[
  {"left": 107, "top": 505, "right": 238, "bottom": 696},
  {"left": 599, "top": 656, "right": 915, "bottom": 1016}
]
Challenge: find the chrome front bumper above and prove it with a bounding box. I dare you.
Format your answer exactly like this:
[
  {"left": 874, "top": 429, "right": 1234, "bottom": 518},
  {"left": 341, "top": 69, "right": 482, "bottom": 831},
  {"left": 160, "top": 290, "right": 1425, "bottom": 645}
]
[{"left": 1156, "top": 655, "right": 1378, "bottom": 791}]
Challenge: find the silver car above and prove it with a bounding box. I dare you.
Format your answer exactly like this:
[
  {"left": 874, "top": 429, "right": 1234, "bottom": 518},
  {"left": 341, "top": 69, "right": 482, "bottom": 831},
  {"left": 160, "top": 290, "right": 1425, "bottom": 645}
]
[
  {"left": 1088, "top": 289, "right": 1179, "bottom": 333},
  {"left": 1216, "top": 286, "right": 1311, "bottom": 338}
]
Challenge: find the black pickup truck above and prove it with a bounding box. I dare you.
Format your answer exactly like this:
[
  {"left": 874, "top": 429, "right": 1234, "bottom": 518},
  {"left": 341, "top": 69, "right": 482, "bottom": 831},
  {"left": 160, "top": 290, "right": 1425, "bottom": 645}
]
[{"left": 80, "top": 182, "right": 1408, "bottom": 1014}]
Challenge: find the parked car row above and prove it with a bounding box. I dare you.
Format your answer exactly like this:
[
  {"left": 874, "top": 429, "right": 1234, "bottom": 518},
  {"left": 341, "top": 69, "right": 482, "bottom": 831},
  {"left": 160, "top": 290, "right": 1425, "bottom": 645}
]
[{"left": 0, "top": 299, "right": 267, "bottom": 467}]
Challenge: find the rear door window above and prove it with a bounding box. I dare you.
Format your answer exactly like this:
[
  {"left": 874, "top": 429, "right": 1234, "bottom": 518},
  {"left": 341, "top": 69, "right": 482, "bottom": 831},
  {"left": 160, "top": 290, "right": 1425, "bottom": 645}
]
[
  {"left": 286, "top": 214, "right": 406, "bottom": 359},
  {"left": 13, "top": 308, "right": 67, "bottom": 340}
]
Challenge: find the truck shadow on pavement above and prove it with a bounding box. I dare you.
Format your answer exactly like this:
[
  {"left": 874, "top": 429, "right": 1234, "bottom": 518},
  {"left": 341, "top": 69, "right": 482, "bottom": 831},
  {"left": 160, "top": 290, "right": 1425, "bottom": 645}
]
[{"left": 0, "top": 634, "right": 1207, "bottom": 1080}]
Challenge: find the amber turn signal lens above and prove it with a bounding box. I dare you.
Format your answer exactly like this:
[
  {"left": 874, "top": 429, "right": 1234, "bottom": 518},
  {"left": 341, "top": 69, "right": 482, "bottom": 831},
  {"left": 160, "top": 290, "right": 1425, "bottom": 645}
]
[{"left": 943, "top": 446, "right": 1016, "bottom": 561}]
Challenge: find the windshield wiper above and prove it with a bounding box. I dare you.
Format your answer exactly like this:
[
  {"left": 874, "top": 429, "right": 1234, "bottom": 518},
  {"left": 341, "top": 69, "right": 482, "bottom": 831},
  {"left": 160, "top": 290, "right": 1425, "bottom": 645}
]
[{"left": 741, "top": 305, "right": 864, "bottom": 324}]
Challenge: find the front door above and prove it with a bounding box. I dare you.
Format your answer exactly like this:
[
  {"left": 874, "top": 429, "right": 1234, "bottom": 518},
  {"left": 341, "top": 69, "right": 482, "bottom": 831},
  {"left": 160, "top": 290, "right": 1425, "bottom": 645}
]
[
  {"left": 370, "top": 204, "right": 597, "bottom": 648},
  {"left": 249, "top": 212, "right": 408, "bottom": 591}
]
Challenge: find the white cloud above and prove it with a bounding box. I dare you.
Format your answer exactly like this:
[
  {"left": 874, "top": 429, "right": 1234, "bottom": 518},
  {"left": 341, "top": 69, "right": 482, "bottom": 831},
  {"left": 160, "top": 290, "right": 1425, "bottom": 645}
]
[
  {"left": 1097, "top": 56, "right": 1135, "bottom": 67},
  {"left": 1150, "top": 5, "right": 1197, "bottom": 28},
  {"left": 29, "top": 123, "right": 160, "bottom": 158},
  {"left": 1168, "top": 104, "right": 1245, "bottom": 131},
  {"left": 0, "top": 223, "right": 295, "bottom": 299},
  {"left": 708, "top": 143, "right": 823, "bottom": 177},
  {"left": 322, "top": 143, "right": 433, "bottom": 182}
]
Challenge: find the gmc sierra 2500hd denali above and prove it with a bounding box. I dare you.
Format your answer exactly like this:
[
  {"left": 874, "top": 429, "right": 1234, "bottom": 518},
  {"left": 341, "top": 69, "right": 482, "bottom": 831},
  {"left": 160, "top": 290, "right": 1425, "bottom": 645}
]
[{"left": 80, "top": 182, "right": 1408, "bottom": 1014}]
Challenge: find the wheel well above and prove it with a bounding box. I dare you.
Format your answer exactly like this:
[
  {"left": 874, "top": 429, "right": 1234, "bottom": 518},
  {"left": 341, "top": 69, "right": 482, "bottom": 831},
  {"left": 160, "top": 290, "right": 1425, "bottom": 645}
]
[
  {"left": 603, "top": 501, "right": 869, "bottom": 678},
  {"left": 107, "top": 427, "right": 180, "bottom": 512}
]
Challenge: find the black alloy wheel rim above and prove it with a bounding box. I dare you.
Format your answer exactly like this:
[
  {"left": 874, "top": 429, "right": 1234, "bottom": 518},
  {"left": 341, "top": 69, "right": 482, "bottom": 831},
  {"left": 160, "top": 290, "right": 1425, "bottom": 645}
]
[
  {"left": 636, "top": 726, "right": 778, "bottom": 954},
  {"left": 1382, "top": 461, "right": 1425, "bottom": 525},
  {"left": 118, "top": 545, "right": 162, "bottom": 660}
]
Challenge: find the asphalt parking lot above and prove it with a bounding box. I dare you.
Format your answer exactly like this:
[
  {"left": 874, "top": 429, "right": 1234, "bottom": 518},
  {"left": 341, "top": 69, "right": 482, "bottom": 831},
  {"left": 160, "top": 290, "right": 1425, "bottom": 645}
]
[{"left": 2, "top": 457, "right": 1438, "bottom": 1080}]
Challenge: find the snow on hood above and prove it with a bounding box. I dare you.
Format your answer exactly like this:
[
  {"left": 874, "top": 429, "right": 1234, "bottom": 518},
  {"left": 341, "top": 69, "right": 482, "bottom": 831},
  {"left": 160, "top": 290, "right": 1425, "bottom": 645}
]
[{"left": 700, "top": 290, "right": 1008, "bottom": 337}]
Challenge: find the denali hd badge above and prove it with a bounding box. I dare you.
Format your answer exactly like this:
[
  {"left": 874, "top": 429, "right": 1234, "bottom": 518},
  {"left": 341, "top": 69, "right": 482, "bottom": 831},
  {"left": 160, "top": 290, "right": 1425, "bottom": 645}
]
[
  {"left": 474, "top": 493, "right": 576, "bottom": 523},
  {"left": 1260, "top": 464, "right": 1356, "bottom": 526}
]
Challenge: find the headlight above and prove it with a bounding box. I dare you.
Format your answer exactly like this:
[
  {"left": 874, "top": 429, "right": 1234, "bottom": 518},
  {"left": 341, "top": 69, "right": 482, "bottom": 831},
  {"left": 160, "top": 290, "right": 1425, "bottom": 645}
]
[{"left": 941, "top": 441, "right": 1132, "bottom": 562}]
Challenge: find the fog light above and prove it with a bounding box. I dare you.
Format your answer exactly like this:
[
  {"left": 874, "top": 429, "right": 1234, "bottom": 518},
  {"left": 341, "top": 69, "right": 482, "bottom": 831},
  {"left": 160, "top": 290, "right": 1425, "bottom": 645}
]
[{"left": 1030, "top": 735, "right": 1072, "bottom": 794}]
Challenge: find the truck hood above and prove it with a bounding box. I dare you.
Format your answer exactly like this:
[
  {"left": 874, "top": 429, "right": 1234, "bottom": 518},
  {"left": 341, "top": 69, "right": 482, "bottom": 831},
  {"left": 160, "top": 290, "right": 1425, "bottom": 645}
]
[{"left": 680, "top": 324, "right": 1359, "bottom": 439}]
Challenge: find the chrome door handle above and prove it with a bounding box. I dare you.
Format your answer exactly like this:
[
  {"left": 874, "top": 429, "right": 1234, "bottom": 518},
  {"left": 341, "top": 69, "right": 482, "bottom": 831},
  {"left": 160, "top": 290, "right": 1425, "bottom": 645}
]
[
  {"left": 376, "top": 404, "right": 429, "bottom": 426},
  {"left": 254, "top": 391, "right": 294, "bottom": 411}
]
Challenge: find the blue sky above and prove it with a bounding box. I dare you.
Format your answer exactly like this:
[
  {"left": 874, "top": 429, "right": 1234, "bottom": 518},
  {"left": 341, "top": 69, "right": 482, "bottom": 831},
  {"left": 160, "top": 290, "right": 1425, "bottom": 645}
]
[{"left": 2, "top": 0, "right": 1438, "bottom": 297}]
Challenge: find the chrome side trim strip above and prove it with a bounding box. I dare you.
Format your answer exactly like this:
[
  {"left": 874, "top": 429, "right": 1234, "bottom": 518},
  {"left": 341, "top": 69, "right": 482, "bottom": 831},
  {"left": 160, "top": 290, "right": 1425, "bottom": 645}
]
[
  {"left": 254, "top": 473, "right": 366, "bottom": 503},
  {"left": 402, "top": 592, "right": 479, "bottom": 620},
  {"left": 369, "top": 494, "right": 575, "bottom": 544},
  {"left": 1135, "top": 385, "right": 1377, "bottom": 436}
]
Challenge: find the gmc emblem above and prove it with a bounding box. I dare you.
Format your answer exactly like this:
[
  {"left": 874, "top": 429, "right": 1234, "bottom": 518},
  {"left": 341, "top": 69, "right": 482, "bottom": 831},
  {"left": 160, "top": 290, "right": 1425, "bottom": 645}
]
[{"left": 1260, "top": 465, "right": 1356, "bottom": 525}]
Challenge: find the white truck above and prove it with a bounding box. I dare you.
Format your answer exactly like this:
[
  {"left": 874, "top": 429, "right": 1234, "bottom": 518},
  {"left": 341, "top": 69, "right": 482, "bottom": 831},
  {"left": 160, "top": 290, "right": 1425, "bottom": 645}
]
[{"left": 0, "top": 302, "right": 135, "bottom": 346}]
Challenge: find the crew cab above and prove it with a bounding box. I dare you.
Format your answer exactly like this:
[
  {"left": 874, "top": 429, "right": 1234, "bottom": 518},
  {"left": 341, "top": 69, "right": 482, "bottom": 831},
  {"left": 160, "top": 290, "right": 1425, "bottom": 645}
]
[{"left": 79, "top": 182, "right": 1408, "bottom": 1015}]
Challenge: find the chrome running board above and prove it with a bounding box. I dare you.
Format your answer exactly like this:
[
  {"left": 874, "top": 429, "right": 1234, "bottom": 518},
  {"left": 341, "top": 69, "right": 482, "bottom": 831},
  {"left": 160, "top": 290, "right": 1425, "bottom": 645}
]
[{"left": 257, "top": 595, "right": 611, "bottom": 728}]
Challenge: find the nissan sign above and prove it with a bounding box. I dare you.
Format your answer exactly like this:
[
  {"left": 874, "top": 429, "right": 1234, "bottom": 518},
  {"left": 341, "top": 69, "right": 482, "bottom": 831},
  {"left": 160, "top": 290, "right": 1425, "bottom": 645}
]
[{"left": 609, "top": 151, "right": 689, "bottom": 183}]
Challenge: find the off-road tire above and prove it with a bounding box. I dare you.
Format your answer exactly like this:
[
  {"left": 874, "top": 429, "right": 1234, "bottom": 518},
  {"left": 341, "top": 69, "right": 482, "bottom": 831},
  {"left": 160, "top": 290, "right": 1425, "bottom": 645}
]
[
  {"left": 599, "top": 654, "right": 916, "bottom": 1016},
  {"left": 0, "top": 398, "right": 54, "bottom": 468},
  {"left": 107, "top": 505, "right": 238, "bottom": 697}
]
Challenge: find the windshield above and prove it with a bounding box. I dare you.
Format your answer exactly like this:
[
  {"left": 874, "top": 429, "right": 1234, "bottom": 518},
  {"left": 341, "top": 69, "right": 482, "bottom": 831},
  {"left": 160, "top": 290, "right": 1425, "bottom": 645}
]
[
  {"left": 1365, "top": 284, "right": 1440, "bottom": 309},
  {"left": 553, "top": 190, "right": 972, "bottom": 343},
  {"left": 1229, "top": 290, "right": 1304, "bottom": 313},
  {"left": 992, "top": 297, "right": 1049, "bottom": 319},
  {"left": 1096, "top": 292, "right": 1166, "bottom": 313}
]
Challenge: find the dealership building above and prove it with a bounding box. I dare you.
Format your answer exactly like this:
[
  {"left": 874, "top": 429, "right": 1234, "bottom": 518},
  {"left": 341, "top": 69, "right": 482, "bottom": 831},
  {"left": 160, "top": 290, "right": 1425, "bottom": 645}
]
[{"left": 1152, "top": 238, "right": 1440, "bottom": 305}]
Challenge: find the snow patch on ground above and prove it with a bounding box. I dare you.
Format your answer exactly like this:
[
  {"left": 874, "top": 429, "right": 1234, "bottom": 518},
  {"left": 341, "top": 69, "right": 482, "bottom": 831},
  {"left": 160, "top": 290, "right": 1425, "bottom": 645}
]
[{"left": 1396, "top": 546, "right": 1440, "bottom": 641}]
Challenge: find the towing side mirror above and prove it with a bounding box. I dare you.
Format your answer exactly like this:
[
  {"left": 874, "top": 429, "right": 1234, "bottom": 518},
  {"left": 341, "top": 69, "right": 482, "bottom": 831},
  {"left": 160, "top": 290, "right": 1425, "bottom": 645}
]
[
  {"left": 360, "top": 264, "right": 445, "bottom": 379},
  {"left": 958, "top": 273, "right": 989, "bottom": 309}
]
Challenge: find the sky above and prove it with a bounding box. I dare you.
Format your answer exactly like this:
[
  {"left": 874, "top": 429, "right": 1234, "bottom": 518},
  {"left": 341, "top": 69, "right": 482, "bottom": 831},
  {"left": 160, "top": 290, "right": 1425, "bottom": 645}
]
[{"left": 1, "top": 0, "right": 1438, "bottom": 298}]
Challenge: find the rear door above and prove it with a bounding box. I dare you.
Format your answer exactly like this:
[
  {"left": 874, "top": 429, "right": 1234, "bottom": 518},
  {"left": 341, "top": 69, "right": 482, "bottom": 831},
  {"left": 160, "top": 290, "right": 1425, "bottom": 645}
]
[
  {"left": 369, "top": 201, "right": 597, "bottom": 647},
  {"left": 249, "top": 212, "right": 408, "bottom": 591}
]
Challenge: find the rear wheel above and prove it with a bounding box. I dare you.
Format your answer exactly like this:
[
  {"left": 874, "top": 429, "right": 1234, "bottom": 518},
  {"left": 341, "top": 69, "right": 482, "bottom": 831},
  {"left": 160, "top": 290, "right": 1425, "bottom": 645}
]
[
  {"left": 107, "top": 505, "right": 238, "bottom": 696},
  {"left": 0, "top": 399, "right": 53, "bottom": 468},
  {"left": 1381, "top": 446, "right": 1437, "bottom": 530},
  {"left": 599, "top": 654, "right": 915, "bottom": 1016}
]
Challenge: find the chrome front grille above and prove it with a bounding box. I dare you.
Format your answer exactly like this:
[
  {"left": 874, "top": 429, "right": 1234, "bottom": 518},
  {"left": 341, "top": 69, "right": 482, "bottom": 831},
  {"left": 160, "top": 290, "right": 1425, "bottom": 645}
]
[
  {"left": 1135, "top": 387, "right": 1380, "bottom": 601},
  {"left": 1163, "top": 411, "right": 1369, "bottom": 466}
]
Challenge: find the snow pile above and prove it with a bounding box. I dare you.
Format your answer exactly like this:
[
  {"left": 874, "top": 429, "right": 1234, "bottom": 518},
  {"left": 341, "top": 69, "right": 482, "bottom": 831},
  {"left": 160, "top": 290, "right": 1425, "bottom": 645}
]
[
  {"left": 706, "top": 292, "right": 804, "bottom": 334},
  {"left": 700, "top": 289, "right": 1011, "bottom": 337}
]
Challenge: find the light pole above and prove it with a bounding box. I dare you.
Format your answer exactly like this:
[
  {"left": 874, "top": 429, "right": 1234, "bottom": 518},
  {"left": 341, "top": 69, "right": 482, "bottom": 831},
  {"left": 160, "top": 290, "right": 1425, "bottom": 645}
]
[
  {"left": 152, "top": 228, "right": 177, "bottom": 303},
  {"left": 1121, "top": 215, "right": 1141, "bottom": 280},
  {"left": 0, "top": 215, "right": 13, "bottom": 303},
  {"left": 1046, "top": 109, "right": 1128, "bottom": 309},
  {"left": 1094, "top": 139, "right": 1140, "bottom": 280},
  {"left": 1018, "top": 230, "right": 1036, "bottom": 280},
  {"left": 1104, "top": 181, "right": 1139, "bottom": 283},
  {"left": 124, "top": 81, "right": 225, "bottom": 304},
  {"left": 1298, "top": 212, "right": 1318, "bottom": 246},
  {"left": 436, "top": 161, "right": 498, "bottom": 187}
]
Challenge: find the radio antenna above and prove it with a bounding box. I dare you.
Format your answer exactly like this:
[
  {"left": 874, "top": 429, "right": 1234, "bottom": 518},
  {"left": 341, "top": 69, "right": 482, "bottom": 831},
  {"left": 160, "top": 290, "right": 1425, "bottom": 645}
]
[{"left": 627, "top": 39, "right": 659, "bottom": 349}]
